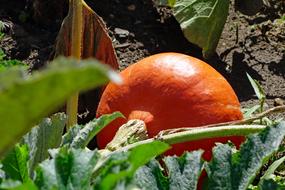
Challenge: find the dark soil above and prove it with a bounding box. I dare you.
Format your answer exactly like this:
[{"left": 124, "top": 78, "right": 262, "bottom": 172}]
[{"left": 0, "top": 0, "right": 284, "bottom": 116}]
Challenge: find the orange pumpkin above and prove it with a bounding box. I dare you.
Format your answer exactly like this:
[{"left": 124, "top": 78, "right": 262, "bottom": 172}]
[{"left": 96, "top": 52, "right": 244, "bottom": 161}]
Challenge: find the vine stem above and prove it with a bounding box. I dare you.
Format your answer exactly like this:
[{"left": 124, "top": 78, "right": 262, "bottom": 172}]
[
  {"left": 158, "top": 105, "right": 285, "bottom": 135},
  {"left": 66, "top": 0, "right": 83, "bottom": 128},
  {"left": 101, "top": 105, "right": 285, "bottom": 153},
  {"left": 120, "top": 124, "right": 266, "bottom": 152},
  {"left": 95, "top": 124, "right": 267, "bottom": 174}
]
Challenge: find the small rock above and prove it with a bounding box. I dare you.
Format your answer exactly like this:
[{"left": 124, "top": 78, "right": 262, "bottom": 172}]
[
  {"left": 127, "top": 4, "right": 136, "bottom": 11},
  {"left": 114, "top": 28, "right": 130, "bottom": 38},
  {"left": 109, "top": 14, "right": 115, "bottom": 19},
  {"left": 274, "top": 98, "right": 285, "bottom": 106}
]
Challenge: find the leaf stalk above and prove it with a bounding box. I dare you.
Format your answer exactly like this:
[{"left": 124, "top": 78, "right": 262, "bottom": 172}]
[{"left": 66, "top": 0, "right": 83, "bottom": 128}]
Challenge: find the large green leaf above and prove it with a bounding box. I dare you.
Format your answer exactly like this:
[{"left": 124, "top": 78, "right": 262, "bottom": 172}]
[
  {"left": 35, "top": 147, "right": 99, "bottom": 190},
  {"left": 0, "top": 57, "right": 121, "bottom": 157},
  {"left": 134, "top": 151, "right": 204, "bottom": 190},
  {"left": 34, "top": 159, "right": 57, "bottom": 190},
  {"left": 134, "top": 160, "right": 169, "bottom": 190},
  {"left": 1, "top": 144, "right": 29, "bottom": 183},
  {"left": 172, "top": 0, "right": 229, "bottom": 58},
  {"left": 164, "top": 151, "right": 204, "bottom": 190},
  {"left": 94, "top": 141, "right": 170, "bottom": 190},
  {"left": 23, "top": 113, "right": 67, "bottom": 174},
  {"left": 206, "top": 122, "right": 285, "bottom": 190}
]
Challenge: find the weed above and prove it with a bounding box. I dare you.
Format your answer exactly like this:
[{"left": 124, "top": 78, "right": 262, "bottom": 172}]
[{"left": 0, "top": 48, "right": 26, "bottom": 71}]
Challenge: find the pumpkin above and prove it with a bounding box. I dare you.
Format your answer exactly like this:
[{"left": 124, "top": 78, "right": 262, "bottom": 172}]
[{"left": 96, "top": 52, "right": 244, "bottom": 161}]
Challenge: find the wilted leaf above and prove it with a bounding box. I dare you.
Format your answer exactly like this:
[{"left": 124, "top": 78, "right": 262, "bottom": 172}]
[
  {"left": 172, "top": 0, "right": 230, "bottom": 58},
  {"left": 0, "top": 57, "right": 121, "bottom": 157},
  {"left": 55, "top": 0, "right": 118, "bottom": 69},
  {"left": 206, "top": 122, "right": 285, "bottom": 190}
]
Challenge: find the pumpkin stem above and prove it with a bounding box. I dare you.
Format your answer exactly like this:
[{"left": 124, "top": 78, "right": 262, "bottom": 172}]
[
  {"left": 112, "top": 124, "right": 267, "bottom": 154},
  {"left": 105, "top": 119, "right": 149, "bottom": 151},
  {"left": 128, "top": 110, "right": 154, "bottom": 124}
]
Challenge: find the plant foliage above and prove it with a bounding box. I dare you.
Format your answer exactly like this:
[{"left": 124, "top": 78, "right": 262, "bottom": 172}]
[
  {"left": 0, "top": 57, "right": 120, "bottom": 156},
  {"left": 0, "top": 55, "right": 284, "bottom": 190}
]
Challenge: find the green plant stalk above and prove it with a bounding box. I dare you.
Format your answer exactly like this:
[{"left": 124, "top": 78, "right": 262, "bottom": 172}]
[
  {"left": 66, "top": 0, "right": 83, "bottom": 128},
  {"left": 96, "top": 124, "right": 267, "bottom": 175},
  {"left": 120, "top": 125, "right": 267, "bottom": 152}
]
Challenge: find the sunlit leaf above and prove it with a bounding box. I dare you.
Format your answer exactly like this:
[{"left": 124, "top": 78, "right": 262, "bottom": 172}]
[
  {"left": 206, "top": 122, "right": 285, "bottom": 190},
  {"left": 172, "top": 0, "right": 230, "bottom": 58},
  {"left": 2, "top": 144, "right": 29, "bottom": 182},
  {"left": 0, "top": 57, "right": 120, "bottom": 157},
  {"left": 94, "top": 141, "right": 170, "bottom": 190},
  {"left": 260, "top": 156, "right": 285, "bottom": 182},
  {"left": 65, "top": 112, "right": 124, "bottom": 148},
  {"left": 35, "top": 147, "right": 99, "bottom": 189}
]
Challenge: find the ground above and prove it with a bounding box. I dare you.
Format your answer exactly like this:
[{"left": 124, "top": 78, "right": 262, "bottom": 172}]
[{"left": 0, "top": 0, "right": 284, "bottom": 118}]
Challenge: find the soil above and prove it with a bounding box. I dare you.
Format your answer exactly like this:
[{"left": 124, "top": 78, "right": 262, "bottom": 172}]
[{"left": 0, "top": 0, "right": 284, "bottom": 119}]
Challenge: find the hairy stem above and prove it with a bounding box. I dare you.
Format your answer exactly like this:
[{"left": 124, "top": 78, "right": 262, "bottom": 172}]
[
  {"left": 158, "top": 105, "right": 285, "bottom": 135},
  {"left": 121, "top": 124, "right": 266, "bottom": 151}
]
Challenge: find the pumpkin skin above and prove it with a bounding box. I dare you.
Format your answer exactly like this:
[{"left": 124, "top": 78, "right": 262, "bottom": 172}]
[{"left": 96, "top": 52, "right": 244, "bottom": 161}]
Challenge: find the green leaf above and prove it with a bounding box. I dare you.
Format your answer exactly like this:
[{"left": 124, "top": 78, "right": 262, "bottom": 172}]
[
  {"left": 0, "top": 179, "right": 22, "bottom": 189},
  {"left": 246, "top": 73, "right": 265, "bottom": 111},
  {"left": 94, "top": 141, "right": 170, "bottom": 190},
  {"left": 35, "top": 147, "right": 99, "bottom": 190},
  {"left": 258, "top": 178, "right": 285, "bottom": 190},
  {"left": 164, "top": 151, "right": 204, "bottom": 190},
  {"left": 205, "top": 144, "right": 233, "bottom": 189},
  {"left": 0, "top": 163, "right": 5, "bottom": 183},
  {"left": 0, "top": 49, "right": 26, "bottom": 72},
  {"left": 0, "top": 57, "right": 121, "bottom": 157},
  {"left": 260, "top": 156, "right": 285, "bottom": 181},
  {"left": 69, "top": 112, "right": 124, "bottom": 148},
  {"left": 2, "top": 144, "right": 29, "bottom": 183},
  {"left": 4, "top": 180, "right": 38, "bottom": 190},
  {"left": 23, "top": 113, "right": 66, "bottom": 175},
  {"left": 61, "top": 124, "right": 83, "bottom": 147},
  {"left": 242, "top": 105, "right": 261, "bottom": 119},
  {"left": 155, "top": 0, "right": 176, "bottom": 7},
  {"left": 0, "top": 67, "right": 28, "bottom": 91},
  {"left": 172, "top": 0, "right": 229, "bottom": 58},
  {"left": 206, "top": 122, "right": 285, "bottom": 190},
  {"left": 134, "top": 160, "right": 169, "bottom": 190},
  {"left": 134, "top": 150, "right": 204, "bottom": 190},
  {"left": 34, "top": 159, "right": 57, "bottom": 190}
]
